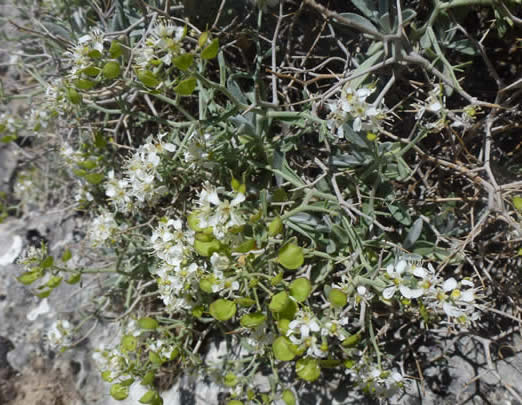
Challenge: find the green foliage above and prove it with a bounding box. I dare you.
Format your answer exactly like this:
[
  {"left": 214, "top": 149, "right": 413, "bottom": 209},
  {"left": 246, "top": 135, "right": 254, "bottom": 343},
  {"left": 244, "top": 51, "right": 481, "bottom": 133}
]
[{"left": 9, "top": 0, "right": 521, "bottom": 403}]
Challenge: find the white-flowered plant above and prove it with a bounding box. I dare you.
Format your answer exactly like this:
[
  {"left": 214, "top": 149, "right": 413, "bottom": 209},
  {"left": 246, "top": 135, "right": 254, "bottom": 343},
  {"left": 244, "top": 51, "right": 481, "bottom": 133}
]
[
  {"left": 327, "top": 85, "right": 387, "bottom": 136},
  {"left": 10, "top": 2, "right": 511, "bottom": 404}
]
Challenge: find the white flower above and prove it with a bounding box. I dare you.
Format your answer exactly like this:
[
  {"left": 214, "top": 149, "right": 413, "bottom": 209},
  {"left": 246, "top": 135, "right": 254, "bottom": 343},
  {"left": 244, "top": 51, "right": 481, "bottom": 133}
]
[
  {"left": 88, "top": 211, "right": 119, "bottom": 246},
  {"left": 287, "top": 309, "right": 321, "bottom": 344},
  {"left": 105, "top": 171, "right": 131, "bottom": 212},
  {"left": 327, "top": 85, "right": 387, "bottom": 136},
  {"left": 197, "top": 184, "right": 246, "bottom": 240},
  {"left": 47, "top": 320, "right": 74, "bottom": 349},
  {"left": 321, "top": 317, "right": 349, "bottom": 340},
  {"left": 382, "top": 259, "right": 428, "bottom": 300},
  {"left": 304, "top": 335, "right": 328, "bottom": 358}
]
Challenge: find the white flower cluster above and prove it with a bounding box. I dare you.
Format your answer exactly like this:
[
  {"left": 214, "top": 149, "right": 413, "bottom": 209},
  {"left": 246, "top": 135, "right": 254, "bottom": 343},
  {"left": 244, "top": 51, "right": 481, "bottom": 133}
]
[
  {"left": 348, "top": 364, "right": 404, "bottom": 398},
  {"left": 382, "top": 258, "right": 478, "bottom": 323},
  {"left": 28, "top": 108, "right": 50, "bottom": 132},
  {"left": 0, "top": 112, "right": 17, "bottom": 134},
  {"left": 148, "top": 185, "right": 248, "bottom": 313},
  {"left": 47, "top": 319, "right": 74, "bottom": 350},
  {"left": 196, "top": 183, "right": 246, "bottom": 240},
  {"left": 65, "top": 28, "right": 107, "bottom": 78},
  {"left": 147, "top": 338, "right": 178, "bottom": 361},
  {"left": 183, "top": 132, "right": 212, "bottom": 169},
  {"left": 135, "top": 20, "right": 185, "bottom": 69},
  {"left": 92, "top": 345, "right": 129, "bottom": 382},
  {"left": 87, "top": 211, "right": 120, "bottom": 246},
  {"left": 327, "top": 85, "right": 386, "bottom": 137},
  {"left": 44, "top": 79, "right": 73, "bottom": 115},
  {"left": 105, "top": 134, "right": 176, "bottom": 212},
  {"left": 149, "top": 217, "right": 201, "bottom": 312},
  {"left": 286, "top": 309, "right": 349, "bottom": 359},
  {"left": 209, "top": 253, "right": 240, "bottom": 296}
]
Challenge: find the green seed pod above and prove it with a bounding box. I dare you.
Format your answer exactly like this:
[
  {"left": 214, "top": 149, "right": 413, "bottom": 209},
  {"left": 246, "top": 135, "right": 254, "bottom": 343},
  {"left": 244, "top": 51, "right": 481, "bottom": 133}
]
[
  {"left": 103, "top": 61, "right": 121, "bottom": 79},
  {"left": 328, "top": 288, "right": 347, "bottom": 308},
  {"left": 268, "top": 216, "right": 283, "bottom": 237}
]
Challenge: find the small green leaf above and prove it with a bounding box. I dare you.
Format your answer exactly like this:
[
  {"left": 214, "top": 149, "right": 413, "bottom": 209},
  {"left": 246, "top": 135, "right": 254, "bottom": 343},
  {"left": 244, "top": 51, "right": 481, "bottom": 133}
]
[
  {"left": 271, "top": 271, "right": 284, "bottom": 286},
  {"left": 269, "top": 291, "right": 289, "bottom": 313},
  {"left": 139, "top": 390, "right": 156, "bottom": 404},
  {"left": 103, "top": 61, "right": 121, "bottom": 79},
  {"left": 277, "top": 243, "right": 304, "bottom": 270},
  {"left": 198, "top": 32, "right": 209, "bottom": 48},
  {"left": 289, "top": 278, "right": 312, "bottom": 303},
  {"left": 187, "top": 211, "right": 212, "bottom": 233},
  {"left": 268, "top": 217, "right": 283, "bottom": 237},
  {"left": 388, "top": 203, "right": 412, "bottom": 226},
  {"left": 272, "top": 336, "right": 297, "bottom": 361},
  {"left": 224, "top": 372, "right": 238, "bottom": 387},
  {"left": 233, "top": 239, "right": 256, "bottom": 253},
  {"left": 1, "top": 135, "right": 17, "bottom": 143},
  {"left": 192, "top": 305, "right": 204, "bottom": 318},
  {"left": 173, "top": 53, "right": 194, "bottom": 71},
  {"left": 282, "top": 389, "right": 296, "bottom": 405},
  {"left": 109, "top": 40, "right": 123, "bottom": 58},
  {"left": 236, "top": 297, "right": 256, "bottom": 307},
  {"left": 141, "top": 371, "right": 155, "bottom": 386},
  {"left": 404, "top": 217, "right": 423, "bottom": 249},
  {"left": 319, "top": 359, "right": 342, "bottom": 368},
  {"left": 120, "top": 377, "right": 135, "bottom": 387},
  {"left": 296, "top": 358, "right": 321, "bottom": 382},
  {"left": 46, "top": 276, "right": 62, "bottom": 289},
  {"left": 336, "top": 12, "right": 378, "bottom": 33},
  {"left": 174, "top": 77, "right": 197, "bottom": 96},
  {"left": 137, "top": 70, "right": 160, "bottom": 88},
  {"left": 328, "top": 288, "right": 347, "bottom": 308},
  {"left": 149, "top": 351, "right": 163, "bottom": 365},
  {"left": 194, "top": 238, "right": 220, "bottom": 257},
  {"left": 227, "top": 401, "right": 243, "bottom": 405},
  {"left": 67, "top": 88, "right": 82, "bottom": 104},
  {"left": 83, "top": 65, "right": 101, "bottom": 77},
  {"left": 74, "top": 79, "right": 96, "bottom": 90},
  {"left": 65, "top": 273, "right": 81, "bottom": 284},
  {"left": 240, "top": 312, "right": 266, "bottom": 328},
  {"left": 110, "top": 384, "right": 129, "bottom": 400},
  {"left": 84, "top": 173, "right": 104, "bottom": 185},
  {"left": 199, "top": 276, "right": 214, "bottom": 293},
  {"left": 73, "top": 169, "right": 87, "bottom": 178},
  {"left": 41, "top": 256, "right": 54, "bottom": 268},
  {"left": 77, "top": 160, "right": 98, "bottom": 170},
  {"left": 342, "top": 333, "right": 361, "bottom": 348},
  {"left": 88, "top": 49, "right": 102, "bottom": 59},
  {"left": 36, "top": 289, "right": 52, "bottom": 298},
  {"left": 61, "top": 249, "right": 72, "bottom": 262},
  {"left": 94, "top": 132, "right": 107, "bottom": 148},
  {"left": 138, "top": 317, "right": 159, "bottom": 330},
  {"left": 278, "top": 298, "right": 297, "bottom": 321},
  {"left": 513, "top": 196, "right": 522, "bottom": 212},
  {"left": 195, "top": 232, "right": 214, "bottom": 242},
  {"left": 101, "top": 370, "right": 113, "bottom": 382},
  {"left": 201, "top": 38, "right": 219, "bottom": 60},
  {"left": 121, "top": 335, "right": 137, "bottom": 352},
  {"left": 209, "top": 299, "right": 236, "bottom": 321},
  {"left": 17, "top": 271, "right": 43, "bottom": 285}
]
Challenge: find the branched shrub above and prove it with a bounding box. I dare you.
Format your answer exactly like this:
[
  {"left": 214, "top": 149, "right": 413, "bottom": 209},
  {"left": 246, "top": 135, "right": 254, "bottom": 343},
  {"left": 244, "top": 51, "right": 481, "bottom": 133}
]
[{"left": 2, "top": 0, "right": 521, "bottom": 404}]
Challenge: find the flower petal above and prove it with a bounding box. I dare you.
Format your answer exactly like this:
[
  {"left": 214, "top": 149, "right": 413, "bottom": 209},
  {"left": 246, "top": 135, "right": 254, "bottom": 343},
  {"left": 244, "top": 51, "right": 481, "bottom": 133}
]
[
  {"left": 399, "top": 285, "right": 423, "bottom": 299},
  {"left": 413, "top": 266, "right": 427, "bottom": 278},
  {"left": 383, "top": 286, "right": 396, "bottom": 299},
  {"left": 443, "top": 302, "right": 463, "bottom": 317},
  {"left": 396, "top": 260, "right": 407, "bottom": 274},
  {"left": 443, "top": 278, "right": 457, "bottom": 292}
]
